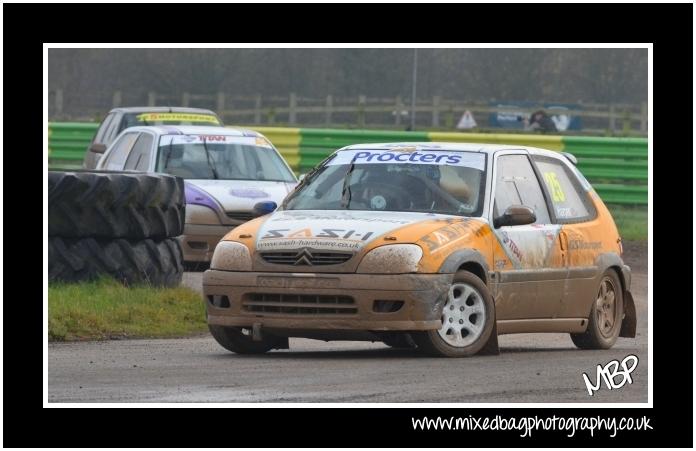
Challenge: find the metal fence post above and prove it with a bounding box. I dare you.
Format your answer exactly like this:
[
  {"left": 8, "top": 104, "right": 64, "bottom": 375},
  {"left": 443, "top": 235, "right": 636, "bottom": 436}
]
[
  {"left": 289, "top": 92, "right": 297, "bottom": 124},
  {"left": 640, "top": 102, "right": 647, "bottom": 133},
  {"left": 148, "top": 92, "right": 156, "bottom": 106},
  {"left": 432, "top": 95, "right": 441, "bottom": 127},
  {"left": 357, "top": 95, "right": 366, "bottom": 127},
  {"left": 182, "top": 92, "right": 190, "bottom": 107},
  {"left": 445, "top": 106, "right": 454, "bottom": 129},
  {"left": 55, "top": 89, "right": 63, "bottom": 115},
  {"left": 395, "top": 96, "right": 403, "bottom": 126},
  {"left": 325, "top": 95, "right": 333, "bottom": 125},
  {"left": 112, "top": 91, "right": 122, "bottom": 108},
  {"left": 254, "top": 95, "right": 262, "bottom": 124},
  {"left": 622, "top": 109, "right": 631, "bottom": 134},
  {"left": 609, "top": 104, "right": 616, "bottom": 133}
]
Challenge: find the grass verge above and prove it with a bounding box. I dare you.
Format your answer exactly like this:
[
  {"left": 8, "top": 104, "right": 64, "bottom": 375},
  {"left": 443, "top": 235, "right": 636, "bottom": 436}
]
[
  {"left": 606, "top": 204, "right": 648, "bottom": 241},
  {"left": 49, "top": 277, "right": 207, "bottom": 341}
]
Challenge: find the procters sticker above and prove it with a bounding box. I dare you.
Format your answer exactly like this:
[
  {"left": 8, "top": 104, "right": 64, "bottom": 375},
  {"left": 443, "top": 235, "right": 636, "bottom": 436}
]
[
  {"left": 256, "top": 210, "right": 433, "bottom": 251},
  {"left": 327, "top": 149, "right": 485, "bottom": 170}
]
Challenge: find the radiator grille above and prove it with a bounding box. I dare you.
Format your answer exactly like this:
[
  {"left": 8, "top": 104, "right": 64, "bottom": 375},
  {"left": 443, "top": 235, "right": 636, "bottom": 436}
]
[
  {"left": 260, "top": 251, "right": 353, "bottom": 266},
  {"left": 243, "top": 293, "right": 357, "bottom": 315}
]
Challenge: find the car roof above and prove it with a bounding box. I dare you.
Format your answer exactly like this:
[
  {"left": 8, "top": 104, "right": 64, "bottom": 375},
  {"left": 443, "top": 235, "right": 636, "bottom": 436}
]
[
  {"left": 108, "top": 106, "right": 218, "bottom": 115},
  {"left": 120, "top": 125, "right": 261, "bottom": 137},
  {"left": 339, "top": 142, "right": 563, "bottom": 158}
]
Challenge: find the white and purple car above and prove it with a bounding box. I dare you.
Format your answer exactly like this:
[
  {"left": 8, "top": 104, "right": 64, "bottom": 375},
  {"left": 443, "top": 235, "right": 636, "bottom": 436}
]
[{"left": 96, "top": 125, "right": 297, "bottom": 263}]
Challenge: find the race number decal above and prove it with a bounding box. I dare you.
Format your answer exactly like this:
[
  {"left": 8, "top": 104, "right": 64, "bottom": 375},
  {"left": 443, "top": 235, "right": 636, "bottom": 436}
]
[{"left": 543, "top": 171, "right": 566, "bottom": 202}]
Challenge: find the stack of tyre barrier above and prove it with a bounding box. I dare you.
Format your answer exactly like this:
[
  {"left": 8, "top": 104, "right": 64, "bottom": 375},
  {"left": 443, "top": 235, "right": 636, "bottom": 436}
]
[{"left": 48, "top": 171, "right": 186, "bottom": 287}]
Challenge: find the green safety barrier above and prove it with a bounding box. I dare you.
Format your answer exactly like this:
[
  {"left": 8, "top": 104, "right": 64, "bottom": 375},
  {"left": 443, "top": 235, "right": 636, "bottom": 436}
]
[
  {"left": 428, "top": 132, "right": 565, "bottom": 151},
  {"left": 48, "top": 123, "right": 647, "bottom": 205},
  {"left": 48, "top": 122, "right": 99, "bottom": 169},
  {"left": 248, "top": 126, "right": 301, "bottom": 171}
]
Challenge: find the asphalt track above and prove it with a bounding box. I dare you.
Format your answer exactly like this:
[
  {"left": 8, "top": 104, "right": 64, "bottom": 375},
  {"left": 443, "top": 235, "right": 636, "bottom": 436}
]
[{"left": 48, "top": 252, "right": 648, "bottom": 403}]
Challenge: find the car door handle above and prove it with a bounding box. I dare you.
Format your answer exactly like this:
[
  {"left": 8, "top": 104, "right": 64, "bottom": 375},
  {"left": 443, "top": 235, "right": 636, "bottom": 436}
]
[
  {"left": 558, "top": 231, "right": 568, "bottom": 266},
  {"left": 559, "top": 230, "right": 568, "bottom": 251}
]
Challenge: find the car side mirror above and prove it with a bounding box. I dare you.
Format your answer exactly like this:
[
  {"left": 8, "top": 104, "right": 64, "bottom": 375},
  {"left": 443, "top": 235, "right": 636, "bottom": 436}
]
[
  {"left": 298, "top": 173, "right": 307, "bottom": 182},
  {"left": 90, "top": 143, "right": 107, "bottom": 154},
  {"left": 493, "top": 205, "right": 536, "bottom": 228},
  {"left": 253, "top": 201, "right": 277, "bottom": 217}
]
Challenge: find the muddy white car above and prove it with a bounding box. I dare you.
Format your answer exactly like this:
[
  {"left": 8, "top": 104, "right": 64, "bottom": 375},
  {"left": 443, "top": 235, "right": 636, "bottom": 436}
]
[
  {"left": 96, "top": 125, "right": 297, "bottom": 263},
  {"left": 203, "top": 142, "right": 635, "bottom": 357}
]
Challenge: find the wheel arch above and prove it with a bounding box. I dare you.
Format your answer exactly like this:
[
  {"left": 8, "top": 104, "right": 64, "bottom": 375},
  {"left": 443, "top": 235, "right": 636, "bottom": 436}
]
[
  {"left": 438, "top": 249, "right": 490, "bottom": 286},
  {"left": 594, "top": 252, "right": 636, "bottom": 338}
]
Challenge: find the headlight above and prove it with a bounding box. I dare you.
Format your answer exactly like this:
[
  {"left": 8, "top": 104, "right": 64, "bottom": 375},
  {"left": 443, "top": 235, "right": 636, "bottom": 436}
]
[
  {"left": 357, "top": 244, "right": 423, "bottom": 274},
  {"left": 210, "top": 241, "right": 252, "bottom": 271}
]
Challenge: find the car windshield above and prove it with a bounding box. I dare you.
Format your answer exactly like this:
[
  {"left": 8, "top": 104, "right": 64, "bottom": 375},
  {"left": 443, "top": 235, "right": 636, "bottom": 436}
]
[
  {"left": 283, "top": 148, "right": 487, "bottom": 216},
  {"left": 156, "top": 135, "right": 296, "bottom": 182},
  {"left": 123, "top": 112, "right": 221, "bottom": 128}
]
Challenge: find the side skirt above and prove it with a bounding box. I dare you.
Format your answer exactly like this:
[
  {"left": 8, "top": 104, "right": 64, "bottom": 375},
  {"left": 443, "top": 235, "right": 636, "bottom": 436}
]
[{"left": 497, "top": 318, "right": 588, "bottom": 335}]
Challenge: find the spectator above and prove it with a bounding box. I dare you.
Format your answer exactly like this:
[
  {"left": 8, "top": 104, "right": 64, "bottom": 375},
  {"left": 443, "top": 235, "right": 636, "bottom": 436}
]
[{"left": 527, "top": 110, "right": 557, "bottom": 132}]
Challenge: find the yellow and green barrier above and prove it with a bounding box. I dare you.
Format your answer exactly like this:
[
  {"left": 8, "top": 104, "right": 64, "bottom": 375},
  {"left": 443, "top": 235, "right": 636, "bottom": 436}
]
[
  {"left": 248, "top": 126, "right": 301, "bottom": 171},
  {"left": 47, "top": 123, "right": 647, "bottom": 205},
  {"left": 47, "top": 122, "right": 99, "bottom": 169}
]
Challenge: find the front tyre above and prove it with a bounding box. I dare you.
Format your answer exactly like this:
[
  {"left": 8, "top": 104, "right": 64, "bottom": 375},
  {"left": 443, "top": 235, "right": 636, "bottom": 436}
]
[
  {"left": 571, "top": 269, "right": 624, "bottom": 350},
  {"left": 208, "top": 325, "right": 282, "bottom": 354},
  {"left": 412, "top": 270, "right": 495, "bottom": 357}
]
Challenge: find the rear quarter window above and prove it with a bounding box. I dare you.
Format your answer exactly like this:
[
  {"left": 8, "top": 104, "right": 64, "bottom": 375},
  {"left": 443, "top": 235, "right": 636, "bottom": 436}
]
[
  {"left": 533, "top": 155, "right": 597, "bottom": 223},
  {"left": 124, "top": 133, "right": 154, "bottom": 171},
  {"left": 93, "top": 113, "right": 115, "bottom": 144},
  {"left": 102, "top": 132, "right": 140, "bottom": 170},
  {"left": 103, "top": 113, "right": 124, "bottom": 145}
]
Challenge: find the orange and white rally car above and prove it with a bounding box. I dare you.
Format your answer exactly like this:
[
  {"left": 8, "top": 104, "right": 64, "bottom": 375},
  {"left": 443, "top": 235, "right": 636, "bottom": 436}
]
[{"left": 202, "top": 143, "right": 636, "bottom": 357}]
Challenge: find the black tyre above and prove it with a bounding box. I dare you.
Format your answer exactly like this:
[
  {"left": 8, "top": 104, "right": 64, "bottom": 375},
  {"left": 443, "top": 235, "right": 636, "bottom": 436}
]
[
  {"left": 571, "top": 269, "right": 624, "bottom": 350},
  {"left": 381, "top": 333, "right": 418, "bottom": 349},
  {"left": 208, "top": 325, "right": 282, "bottom": 354},
  {"left": 412, "top": 271, "right": 495, "bottom": 357},
  {"left": 48, "top": 236, "right": 183, "bottom": 287},
  {"left": 48, "top": 171, "right": 185, "bottom": 239}
]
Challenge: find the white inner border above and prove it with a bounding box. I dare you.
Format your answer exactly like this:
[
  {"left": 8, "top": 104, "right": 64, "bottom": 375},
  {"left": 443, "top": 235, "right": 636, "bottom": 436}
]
[{"left": 43, "top": 43, "right": 653, "bottom": 409}]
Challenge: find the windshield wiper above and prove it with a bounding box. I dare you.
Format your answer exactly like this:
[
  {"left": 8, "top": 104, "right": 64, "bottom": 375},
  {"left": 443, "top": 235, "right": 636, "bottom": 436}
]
[
  {"left": 340, "top": 161, "right": 356, "bottom": 209},
  {"left": 201, "top": 137, "right": 219, "bottom": 179},
  {"left": 163, "top": 140, "right": 173, "bottom": 170}
]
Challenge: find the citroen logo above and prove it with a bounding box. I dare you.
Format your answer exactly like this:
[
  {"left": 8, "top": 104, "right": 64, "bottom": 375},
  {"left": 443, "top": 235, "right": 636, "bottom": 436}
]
[{"left": 293, "top": 248, "right": 314, "bottom": 266}]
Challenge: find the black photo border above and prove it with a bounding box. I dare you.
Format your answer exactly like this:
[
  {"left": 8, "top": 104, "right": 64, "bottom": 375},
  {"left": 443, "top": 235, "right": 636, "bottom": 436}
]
[{"left": 3, "top": 2, "right": 691, "bottom": 448}]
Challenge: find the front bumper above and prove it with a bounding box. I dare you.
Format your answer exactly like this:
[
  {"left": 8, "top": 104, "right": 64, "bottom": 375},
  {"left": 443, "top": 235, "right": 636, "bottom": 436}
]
[
  {"left": 203, "top": 270, "right": 453, "bottom": 331},
  {"left": 179, "top": 224, "right": 235, "bottom": 262}
]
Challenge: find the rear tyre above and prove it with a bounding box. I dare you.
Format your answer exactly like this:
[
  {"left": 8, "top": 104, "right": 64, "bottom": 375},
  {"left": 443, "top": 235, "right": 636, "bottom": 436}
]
[
  {"left": 208, "top": 325, "right": 281, "bottom": 354},
  {"left": 48, "top": 236, "right": 184, "bottom": 287},
  {"left": 571, "top": 269, "right": 624, "bottom": 350},
  {"left": 48, "top": 171, "right": 185, "bottom": 239},
  {"left": 412, "top": 270, "right": 495, "bottom": 357}
]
